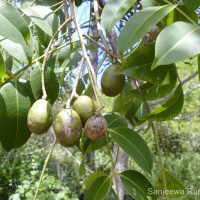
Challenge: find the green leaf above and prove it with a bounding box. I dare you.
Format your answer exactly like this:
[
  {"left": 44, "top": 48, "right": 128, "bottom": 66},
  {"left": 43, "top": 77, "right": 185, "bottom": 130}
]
[
  {"left": 85, "top": 176, "right": 111, "bottom": 200},
  {"left": 110, "top": 127, "right": 153, "bottom": 174},
  {"left": 112, "top": 93, "right": 135, "bottom": 115},
  {"left": 83, "top": 172, "right": 107, "bottom": 190},
  {"left": 30, "top": 65, "right": 59, "bottom": 104},
  {"left": 35, "top": 25, "right": 51, "bottom": 48},
  {"left": 152, "top": 22, "right": 200, "bottom": 68},
  {"left": 117, "top": 5, "right": 176, "bottom": 55},
  {"left": 79, "top": 159, "right": 86, "bottom": 177},
  {"left": 156, "top": 170, "right": 185, "bottom": 198},
  {"left": 183, "top": 0, "right": 200, "bottom": 10},
  {"left": 0, "top": 53, "right": 6, "bottom": 82},
  {"left": 170, "top": 5, "right": 198, "bottom": 24},
  {"left": 0, "top": 82, "right": 32, "bottom": 152},
  {"left": 101, "top": 0, "right": 136, "bottom": 32},
  {"left": 140, "top": 84, "right": 184, "bottom": 121},
  {"left": 0, "top": 35, "right": 33, "bottom": 64},
  {"left": 120, "top": 170, "right": 156, "bottom": 200},
  {"left": 198, "top": 55, "right": 200, "bottom": 81},
  {"left": 132, "top": 81, "right": 177, "bottom": 101},
  {"left": 120, "top": 44, "right": 178, "bottom": 85},
  {"left": 22, "top": 5, "right": 59, "bottom": 36},
  {"left": 0, "top": 0, "right": 30, "bottom": 45}
]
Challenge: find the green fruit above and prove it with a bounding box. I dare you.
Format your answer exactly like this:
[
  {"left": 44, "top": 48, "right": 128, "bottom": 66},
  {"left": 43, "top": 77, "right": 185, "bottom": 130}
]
[
  {"left": 101, "top": 64, "right": 125, "bottom": 97},
  {"left": 85, "top": 115, "right": 107, "bottom": 141},
  {"left": 53, "top": 109, "right": 82, "bottom": 147},
  {"left": 27, "top": 99, "right": 53, "bottom": 134},
  {"left": 72, "top": 95, "right": 95, "bottom": 125}
]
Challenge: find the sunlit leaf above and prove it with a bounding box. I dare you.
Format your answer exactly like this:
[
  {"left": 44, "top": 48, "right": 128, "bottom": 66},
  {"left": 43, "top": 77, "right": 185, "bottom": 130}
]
[
  {"left": 120, "top": 170, "right": 157, "bottom": 200},
  {"left": 0, "top": 0, "right": 30, "bottom": 45},
  {"left": 0, "top": 82, "right": 32, "bottom": 152},
  {"left": 22, "top": 5, "right": 59, "bottom": 36},
  {"left": 152, "top": 22, "right": 200, "bottom": 69},
  {"left": 0, "top": 53, "right": 6, "bottom": 82},
  {"left": 0, "top": 35, "right": 33, "bottom": 64},
  {"left": 140, "top": 84, "right": 184, "bottom": 121},
  {"left": 110, "top": 127, "right": 153, "bottom": 174},
  {"left": 117, "top": 5, "right": 176, "bottom": 55},
  {"left": 101, "top": 0, "right": 136, "bottom": 32},
  {"left": 85, "top": 176, "right": 111, "bottom": 200}
]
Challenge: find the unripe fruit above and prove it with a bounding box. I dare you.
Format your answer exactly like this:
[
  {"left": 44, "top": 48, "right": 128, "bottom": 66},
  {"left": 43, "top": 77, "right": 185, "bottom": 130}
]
[
  {"left": 53, "top": 109, "right": 82, "bottom": 147},
  {"left": 85, "top": 114, "right": 107, "bottom": 141},
  {"left": 27, "top": 99, "right": 53, "bottom": 134},
  {"left": 101, "top": 64, "right": 125, "bottom": 97},
  {"left": 72, "top": 95, "right": 95, "bottom": 125}
]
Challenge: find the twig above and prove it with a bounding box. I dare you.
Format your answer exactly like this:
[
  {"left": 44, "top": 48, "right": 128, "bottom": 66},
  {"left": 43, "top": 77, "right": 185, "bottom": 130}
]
[
  {"left": 66, "top": 57, "right": 85, "bottom": 107},
  {"left": 69, "top": 0, "right": 104, "bottom": 110},
  {"left": 82, "top": 33, "right": 118, "bottom": 59},
  {"left": 33, "top": 139, "right": 57, "bottom": 200},
  {"left": 93, "top": 0, "right": 110, "bottom": 50},
  {"left": 41, "top": 18, "right": 73, "bottom": 100},
  {"left": 133, "top": 79, "right": 168, "bottom": 200}
]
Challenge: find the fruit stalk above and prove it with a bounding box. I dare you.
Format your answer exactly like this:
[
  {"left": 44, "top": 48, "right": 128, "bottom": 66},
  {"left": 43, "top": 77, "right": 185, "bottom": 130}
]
[
  {"left": 66, "top": 57, "right": 85, "bottom": 108},
  {"left": 69, "top": 0, "right": 104, "bottom": 110},
  {"left": 133, "top": 79, "right": 168, "bottom": 199},
  {"left": 41, "top": 18, "right": 73, "bottom": 100},
  {"left": 33, "top": 139, "right": 57, "bottom": 200}
]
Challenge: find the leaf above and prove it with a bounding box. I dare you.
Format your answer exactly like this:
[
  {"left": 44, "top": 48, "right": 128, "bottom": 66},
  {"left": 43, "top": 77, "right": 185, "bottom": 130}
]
[
  {"left": 120, "top": 170, "right": 157, "bottom": 200},
  {"left": 156, "top": 170, "right": 185, "bottom": 198},
  {"left": 132, "top": 81, "right": 177, "bottom": 101},
  {"left": 183, "top": 0, "right": 200, "bottom": 10},
  {"left": 79, "top": 159, "right": 86, "bottom": 177},
  {"left": 85, "top": 176, "right": 111, "bottom": 200},
  {"left": 0, "top": 0, "right": 30, "bottom": 45},
  {"left": 109, "top": 127, "right": 153, "bottom": 174},
  {"left": 0, "top": 35, "right": 33, "bottom": 64},
  {"left": 112, "top": 93, "right": 135, "bottom": 115},
  {"left": 117, "top": 5, "right": 176, "bottom": 55},
  {"left": 30, "top": 65, "right": 59, "bottom": 104},
  {"left": 120, "top": 43, "right": 178, "bottom": 85},
  {"left": 83, "top": 172, "right": 107, "bottom": 190},
  {"left": 22, "top": 5, "right": 59, "bottom": 36},
  {"left": 152, "top": 22, "right": 200, "bottom": 69},
  {"left": 0, "top": 82, "right": 32, "bottom": 152},
  {"left": 0, "top": 53, "right": 6, "bottom": 82},
  {"left": 140, "top": 84, "right": 184, "bottom": 121},
  {"left": 101, "top": 0, "right": 136, "bottom": 32}
]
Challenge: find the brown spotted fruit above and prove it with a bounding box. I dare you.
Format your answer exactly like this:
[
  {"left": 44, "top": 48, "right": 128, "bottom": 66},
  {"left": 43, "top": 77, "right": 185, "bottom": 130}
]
[
  {"left": 72, "top": 95, "right": 95, "bottom": 125},
  {"left": 101, "top": 64, "right": 125, "bottom": 97},
  {"left": 27, "top": 99, "right": 53, "bottom": 134},
  {"left": 84, "top": 114, "right": 107, "bottom": 141},
  {"left": 53, "top": 109, "right": 82, "bottom": 147}
]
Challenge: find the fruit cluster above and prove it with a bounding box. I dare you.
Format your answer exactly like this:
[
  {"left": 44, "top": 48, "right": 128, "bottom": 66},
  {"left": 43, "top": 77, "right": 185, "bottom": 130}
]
[{"left": 27, "top": 64, "right": 125, "bottom": 148}]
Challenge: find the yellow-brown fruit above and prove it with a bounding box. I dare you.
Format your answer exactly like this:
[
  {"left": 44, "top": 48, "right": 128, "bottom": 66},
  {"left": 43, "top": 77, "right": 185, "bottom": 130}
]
[
  {"left": 72, "top": 95, "right": 95, "bottom": 125},
  {"left": 101, "top": 64, "right": 125, "bottom": 97},
  {"left": 53, "top": 109, "right": 82, "bottom": 147},
  {"left": 27, "top": 99, "right": 53, "bottom": 134},
  {"left": 84, "top": 114, "right": 107, "bottom": 141}
]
